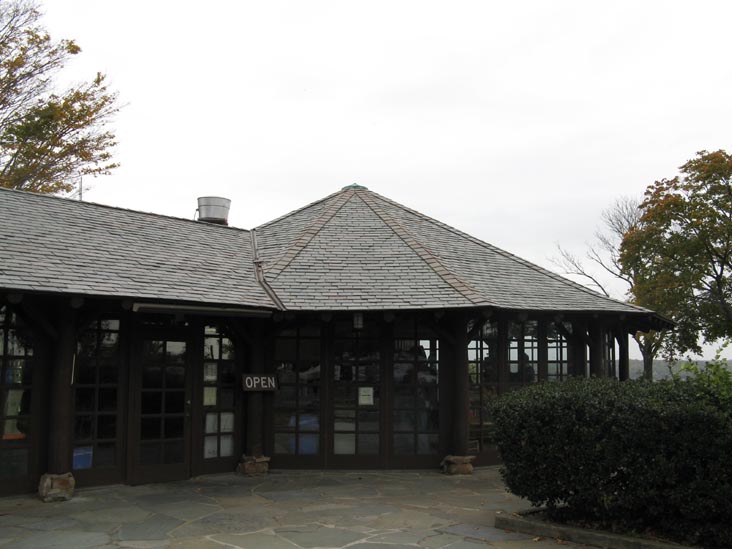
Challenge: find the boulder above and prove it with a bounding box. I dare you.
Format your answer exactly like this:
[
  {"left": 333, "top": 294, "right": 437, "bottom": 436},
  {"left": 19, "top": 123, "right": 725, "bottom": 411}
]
[{"left": 38, "top": 472, "right": 75, "bottom": 502}]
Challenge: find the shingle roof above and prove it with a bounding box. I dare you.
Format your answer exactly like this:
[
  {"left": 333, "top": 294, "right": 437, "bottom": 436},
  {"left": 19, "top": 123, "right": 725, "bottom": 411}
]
[
  {"left": 0, "top": 185, "right": 655, "bottom": 318},
  {"left": 0, "top": 188, "right": 275, "bottom": 309},
  {"left": 254, "top": 185, "right": 652, "bottom": 315}
]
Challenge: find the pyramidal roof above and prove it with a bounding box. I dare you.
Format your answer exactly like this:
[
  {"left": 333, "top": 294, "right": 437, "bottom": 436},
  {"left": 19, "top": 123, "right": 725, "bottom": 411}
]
[{"left": 253, "top": 185, "right": 650, "bottom": 314}]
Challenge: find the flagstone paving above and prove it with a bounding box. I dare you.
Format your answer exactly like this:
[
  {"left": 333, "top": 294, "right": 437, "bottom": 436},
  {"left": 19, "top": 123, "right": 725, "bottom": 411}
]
[{"left": 0, "top": 467, "right": 586, "bottom": 548}]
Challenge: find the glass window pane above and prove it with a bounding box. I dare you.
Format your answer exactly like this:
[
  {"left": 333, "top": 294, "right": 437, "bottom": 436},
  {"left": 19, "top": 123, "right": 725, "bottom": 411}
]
[
  {"left": 97, "top": 415, "right": 117, "bottom": 439},
  {"left": 220, "top": 338, "right": 234, "bottom": 360},
  {"left": 140, "top": 418, "right": 160, "bottom": 440},
  {"left": 393, "top": 433, "right": 414, "bottom": 455},
  {"left": 203, "top": 362, "right": 218, "bottom": 383},
  {"left": 220, "top": 435, "right": 234, "bottom": 457},
  {"left": 220, "top": 362, "right": 235, "bottom": 384},
  {"left": 95, "top": 442, "right": 116, "bottom": 467},
  {"left": 164, "top": 417, "right": 184, "bottom": 439},
  {"left": 204, "top": 436, "right": 218, "bottom": 459},
  {"left": 6, "top": 358, "right": 32, "bottom": 385},
  {"left": 274, "top": 433, "right": 295, "bottom": 454},
  {"left": 140, "top": 443, "right": 161, "bottom": 465},
  {"left": 298, "top": 413, "right": 319, "bottom": 431},
  {"left": 220, "top": 412, "right": 234, "bottom": 432},
  {"left": 417, "top": 434, "right": 439, "bottom": 455},
  {"left": 165, "top": 391, "right": 185, "bottom": 413},
  {"left": 98, "top": 388, "right": 117, "bottom": 412},
  {"left": 205, "top": 413, "right": 218, "bottom": 434},
  {"left": 393, "top": 410, "right": 415, "bottom": 431},
  {"left": 204, "top": 338, "right": 220, "bottom": 360},
  {"left": 334, "top": 433, "right": 355, "bottom": 455},
  {"left": 72, "top": 446, "right": 93, "bottom": 470},
  {"left": 358, "top": 434, "right": 378, "bottom": 455},
  {"left": 141, "top": 392, "right": 162, "bottom": 414},
  {"left": 357, "top": 410, "right": 379, "bottom": 431},
  {"left": 164, "top": 440, "right": 184, "bottom": 464},
  {"left": 334, "top": 409, "right": 355, "bottom": 431},
  {"left": 220, "top": 389, "right": 234, "bottom": 408},
  {"left": 74, "top": 415, "right": 93, "bottom": 441},
  {"left": 165, "top": 366, "right": 185, "bottom": 389},
  {"left": 298, "top": 434, "right": 318, "bottom": 455},
  {"left": 166, "top": 341, "right": 186, "bottom": 363},
  {"left": 203, "top": 387, "right": 217, "bottom": 407},
  {"left": 299, "top": 339, "right": 320, "bottom": 360},
  {"left": 75, "top": 388, "right": 95, "bottom": 412},
  {"left": 0, "top": 448, "right": 28, "bottom": 476}
]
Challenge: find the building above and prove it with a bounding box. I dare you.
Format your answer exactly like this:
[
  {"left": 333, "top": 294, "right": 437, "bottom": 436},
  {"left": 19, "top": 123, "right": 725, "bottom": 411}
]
[{"left": 0, "top": 184, "right": 669, "bottom": 495}]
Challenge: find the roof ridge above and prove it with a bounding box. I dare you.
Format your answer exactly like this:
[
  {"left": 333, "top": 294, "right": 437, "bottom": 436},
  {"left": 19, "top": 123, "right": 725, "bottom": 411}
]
[
  {"left": 0, "top": 187, "right": 251, "bottom": 233},
  {"left": 356, "top": 190, "right": 494, "bottom": 307},
  {"left": 265, "top": 189, "right": 356, "bottom": 280},
  {"left": 363, "top": 189, "right": 652, "bottom": 315}
]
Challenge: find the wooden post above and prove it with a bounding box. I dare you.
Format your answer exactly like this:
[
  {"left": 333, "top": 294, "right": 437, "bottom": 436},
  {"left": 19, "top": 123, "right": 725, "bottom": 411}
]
[
  {"left": 48, "top": 309, "right": 77, "bottom": 474},
  {"left": 497, "top": 317, "right": 510, "bottom": 391},
  {"left": 537, "top": 319, "right": 548, "bottom": 382},
  {"left": 246, "top": 325, "right": 265, "bottom": 456},
  {"left": 571, "top": 320, "right": 588, "bottom": 378},
  {"left": 452, "top": 313, "right": 470, "bottom": 456},
  {"left": 589, "top": 321, "right": 604, "bottom": 378},
  {"left": 617, "top": 330, "right": 630, "bottom": 381}
]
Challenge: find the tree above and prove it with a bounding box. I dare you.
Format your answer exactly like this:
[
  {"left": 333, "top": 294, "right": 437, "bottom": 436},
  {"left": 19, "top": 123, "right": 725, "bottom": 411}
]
[
  {"left": 0, "top": 0, "right": 118, "bottom": 195},
  {"left": 621, "top": 150, "right": 732, "bottom": 360},
  {"left": 553, "top": 197, "right": 668, "bottom": 380}
]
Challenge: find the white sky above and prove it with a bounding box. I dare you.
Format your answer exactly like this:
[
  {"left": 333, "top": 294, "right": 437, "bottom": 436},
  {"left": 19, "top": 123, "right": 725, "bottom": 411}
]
[{"left": 42, "top": 1, "right": 732, "bottom": 359}]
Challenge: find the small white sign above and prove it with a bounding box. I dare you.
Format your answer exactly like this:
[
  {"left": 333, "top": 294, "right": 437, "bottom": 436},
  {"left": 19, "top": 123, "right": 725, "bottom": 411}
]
[{"left": 358, "top": 387, "right": 374, "bottom": 406}]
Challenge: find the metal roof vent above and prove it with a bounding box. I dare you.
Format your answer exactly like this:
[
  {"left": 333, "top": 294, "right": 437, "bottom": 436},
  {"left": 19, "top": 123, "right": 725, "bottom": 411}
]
[{"left": 197, "top": 196, "right": 231, "bottom": 225}]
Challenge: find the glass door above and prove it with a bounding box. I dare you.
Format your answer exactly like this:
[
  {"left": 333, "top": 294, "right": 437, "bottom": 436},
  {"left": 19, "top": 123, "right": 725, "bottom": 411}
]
[
  {"left": 130, "top": 332, "right": 191, "bottom": 484},
  {"left": 329, "top": 321, "right": 383, "bottom": 467}
]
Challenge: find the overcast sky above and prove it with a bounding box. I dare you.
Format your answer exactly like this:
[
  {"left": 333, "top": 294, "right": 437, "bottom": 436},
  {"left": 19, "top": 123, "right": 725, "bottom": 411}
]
[{"left": 42, "top": 1, "right": 732, "bottom": 359}]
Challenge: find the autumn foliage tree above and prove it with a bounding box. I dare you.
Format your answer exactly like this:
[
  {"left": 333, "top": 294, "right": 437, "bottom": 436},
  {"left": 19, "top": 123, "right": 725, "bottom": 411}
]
[
  {"left": 621, "top": 150, "right": 732, "bottom": 359},
  {"left": 0, "top": 0, "right": 119, "bottom": 194}
]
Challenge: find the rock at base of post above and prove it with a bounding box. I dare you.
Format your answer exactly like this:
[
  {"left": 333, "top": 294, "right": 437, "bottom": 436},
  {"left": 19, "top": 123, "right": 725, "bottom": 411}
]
[
  {"left": 237, "top": 454, "right": 270, "bottom": 475},
  {"left": 38, "top": 472, "right": 75, "bottom": 502},
  {"left": 440, "top": 455, "right": 476, "bottom": 475}
]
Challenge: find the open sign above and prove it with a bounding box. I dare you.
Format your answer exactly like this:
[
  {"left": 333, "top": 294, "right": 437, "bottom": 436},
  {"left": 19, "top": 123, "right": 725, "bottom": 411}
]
[{"left": 241, "top": 374, "right": 278, "bottom": 391}]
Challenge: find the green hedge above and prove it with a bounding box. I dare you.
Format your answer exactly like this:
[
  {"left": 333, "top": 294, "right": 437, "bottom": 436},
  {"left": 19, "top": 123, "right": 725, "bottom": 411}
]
[{"left": 490, "top": 378, "right": 732, "bottom": 548}]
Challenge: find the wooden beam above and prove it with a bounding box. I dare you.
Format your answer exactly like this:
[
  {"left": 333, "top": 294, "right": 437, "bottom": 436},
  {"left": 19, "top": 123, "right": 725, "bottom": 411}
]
[
  {"left": 588, "top": 321, "right": 604, "bottom": 378},
  {"left": 450, "top": 313, "right": 470, "bottom": 456},
  {"left": 538, "top": 319, "right": 548, "bottom": 382},
  {"left": 48, "top": 309, "right": 77, "bottom": 473},
  {"left": 617, "top": 330, "right": 630, "bottom": 381}
]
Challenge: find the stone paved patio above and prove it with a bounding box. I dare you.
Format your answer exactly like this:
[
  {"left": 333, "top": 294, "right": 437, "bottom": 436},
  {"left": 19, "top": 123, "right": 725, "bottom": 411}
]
[{"left": 0, "top": 467, "right": 585, "bottom": 548}]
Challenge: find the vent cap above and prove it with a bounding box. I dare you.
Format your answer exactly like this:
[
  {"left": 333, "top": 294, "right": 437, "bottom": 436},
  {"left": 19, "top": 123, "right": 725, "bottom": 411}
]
[{"left": 197, "top": 196, "right": 231, "bottom": 225}]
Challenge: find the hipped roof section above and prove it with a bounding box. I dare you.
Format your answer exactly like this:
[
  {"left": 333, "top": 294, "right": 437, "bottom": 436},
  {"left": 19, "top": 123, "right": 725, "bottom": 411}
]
[
  {"left": 0, "top": 185, "right": 664, "bottom": 324},
  {"left": 254, "top": 185, "right": 654, "bottom": 316},
  {"left": 0, "top": 188, "right": 275, "bottom": 309}
]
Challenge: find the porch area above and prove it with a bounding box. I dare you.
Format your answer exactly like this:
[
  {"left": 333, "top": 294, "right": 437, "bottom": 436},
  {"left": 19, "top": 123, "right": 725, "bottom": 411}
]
[{"left": 0, "top": 467, "right": 580, "bottom": 548}]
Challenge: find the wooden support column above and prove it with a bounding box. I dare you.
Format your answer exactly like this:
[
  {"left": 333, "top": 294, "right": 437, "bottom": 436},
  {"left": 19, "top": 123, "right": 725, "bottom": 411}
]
[
  {"left": 497, "top": 317, "right": 510, "bottom": 391},
  {"left": 48, "top": 309, "right": 77, "bottom": 474},
  {"left": 451, "top": 313, "right": 470, "bottom": 456},
  {"left": 617, "top": 330, "right": 630, "bottom": 381},
  {"left": 588, "top": 321, "right": 604, "bottom": 378},
  {"left": 570, "top": 320, "right": 588, "bottom": 377},
  {"left": 537, "top": 319, "right": 548, "bottom": 382},
  {"left": 246, "top": 325, "right": 265, "bottom": 456}
]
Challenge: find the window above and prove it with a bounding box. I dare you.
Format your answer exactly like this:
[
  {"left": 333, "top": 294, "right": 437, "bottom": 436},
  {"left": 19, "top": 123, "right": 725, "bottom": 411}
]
[
  {"left": 0, "top": 307, "right": 33, "bottom": 477},
  {"left": 547, "top": 322, "right": 569, "bottom": 382},
  {"left": 202, "top": 326, "right": 236, "bottom": 459},
  {"left": 392, "top": 318, "right": 439, "bottom": 456},
  {"left": 508, "top": 320, "right": 538, "bottom": 388},
  {"left": 468, "top": 320, "right": 498, "bottom": 454},
  {"left": 273, "top": 324, "right": 321, "bottom": 456},
  {"left": 72, "top": 318, "right": 121, "bottom": 470}
]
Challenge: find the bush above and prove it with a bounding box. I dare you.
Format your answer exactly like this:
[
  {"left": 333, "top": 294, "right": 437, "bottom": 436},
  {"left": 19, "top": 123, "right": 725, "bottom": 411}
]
[{"left": 490, "top": 378, "right": 732, "bottom": 548}]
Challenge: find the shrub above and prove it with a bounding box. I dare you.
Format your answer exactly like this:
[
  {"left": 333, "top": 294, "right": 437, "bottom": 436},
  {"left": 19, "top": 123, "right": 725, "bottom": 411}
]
[{"left": 490, "top": 378, "right": 732, "bottom": 548}]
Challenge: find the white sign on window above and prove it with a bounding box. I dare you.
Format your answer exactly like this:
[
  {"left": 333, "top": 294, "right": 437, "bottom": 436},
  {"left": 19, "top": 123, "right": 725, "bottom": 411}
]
[{"left": 358, "top": 386, "right": 374, "bottom": 406}]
